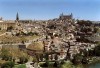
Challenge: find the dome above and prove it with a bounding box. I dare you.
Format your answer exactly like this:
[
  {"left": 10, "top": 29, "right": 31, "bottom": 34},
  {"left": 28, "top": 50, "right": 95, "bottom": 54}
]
[{"left": 27, "top": 41, "right": 44, "bottom": 51}]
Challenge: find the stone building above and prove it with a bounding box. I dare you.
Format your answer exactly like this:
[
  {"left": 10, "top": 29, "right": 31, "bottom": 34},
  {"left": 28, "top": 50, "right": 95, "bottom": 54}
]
[
  {"left": 0, "top": 20, "right": 16, "bottom": 30},
  {"left": 59, "top": 13, "right": 73, "bottom": 20},
  {"left": 0, "top": 13, "right": 19, "bottom": 30}
]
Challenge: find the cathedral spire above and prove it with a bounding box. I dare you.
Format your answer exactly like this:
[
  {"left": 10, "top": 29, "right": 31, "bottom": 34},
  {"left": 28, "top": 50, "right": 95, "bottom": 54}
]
[
  {"left": 71, "top": 13, "right": 73, "bottom": 18},
  {"left": 16, "top": 12, "right": 19, "bottom": 21},
  {"left": 61, "top": 12, "right": 63, "bottom": 16}
]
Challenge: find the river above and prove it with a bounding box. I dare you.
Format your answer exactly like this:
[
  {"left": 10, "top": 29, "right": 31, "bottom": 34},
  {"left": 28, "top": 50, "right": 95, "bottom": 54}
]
[{"left": 84, "top": 62, "right": 100, "bottom": 68}]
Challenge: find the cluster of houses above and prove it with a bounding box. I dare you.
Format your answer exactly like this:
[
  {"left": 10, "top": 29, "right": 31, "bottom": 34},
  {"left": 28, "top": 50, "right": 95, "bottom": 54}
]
[{"left": 0, "top": 13, "right": 99, "bottom": 63}]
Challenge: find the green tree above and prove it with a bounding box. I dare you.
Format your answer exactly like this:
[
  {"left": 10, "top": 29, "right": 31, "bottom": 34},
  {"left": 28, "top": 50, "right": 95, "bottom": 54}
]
[
  {"left": 60, "top": 61, "right": 74, "bottom": 68},
  {"left": 75, "top": 64, "right": 84, "bottom": 68},
  {"left": 0, "top": 48, "right": 11, "bottom": 61},
  {"left": 19, "top": 56, "right": 28, "bottom": 64},
  {"left": 17, "top": 64, "right": 26, "bottom": 68},
  {"left": 7, "top": 26, "right": 13, "bottom": 31},
  {"left": 1, "top": 61, "right": 15, "bottom": 68},
  {"left": 94, "top": 44, "right": 100, "bottom": 56},
  {"left": 72, "top": 54, "right": 83, "bottom": 64}
]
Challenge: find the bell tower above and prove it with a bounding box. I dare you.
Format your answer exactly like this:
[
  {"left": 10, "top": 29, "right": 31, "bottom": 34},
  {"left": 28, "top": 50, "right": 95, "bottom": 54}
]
[
  {"left": 16, "top": 12, "right": 19, "bottom": 21},
  {"left": 15, "top": 12, "right": 20, "bottom": 28},
  {"left": 70, "top": 13, "right": 73, "bottom": 19}
]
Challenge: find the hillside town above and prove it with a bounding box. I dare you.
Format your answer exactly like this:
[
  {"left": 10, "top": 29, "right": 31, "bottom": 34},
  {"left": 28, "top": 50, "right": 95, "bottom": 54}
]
[{"left": 0, "top": 13, "right": 100, "bottom": 68}]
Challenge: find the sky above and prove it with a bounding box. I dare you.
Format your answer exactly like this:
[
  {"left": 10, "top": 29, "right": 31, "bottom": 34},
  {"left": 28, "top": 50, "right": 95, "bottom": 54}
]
[{"left": 0, "top": 0, "right": 100, "bottom": 21}]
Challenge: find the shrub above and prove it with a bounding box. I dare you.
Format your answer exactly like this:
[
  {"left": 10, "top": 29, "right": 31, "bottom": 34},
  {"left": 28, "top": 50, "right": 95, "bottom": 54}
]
[
  {"left": 19, "top": 57, "right": 28, "bottom": 64},
  {"left": 53, "top": 62, "right": 58, "bottom": 67},
  {"left": 1, "top": 48, "right": 12, "bottom": 61},
  {"left": 60, "top": 61, "right": 74, "bottom": 68},
  {"left": 40, "top": 60, "right": 49, "bottom": 67},
  {"left": 1, "top": 61, "right": 15, "bottom": 68},
  {"left": 17, "top": 64, "right": 26, "bottom": 68}
]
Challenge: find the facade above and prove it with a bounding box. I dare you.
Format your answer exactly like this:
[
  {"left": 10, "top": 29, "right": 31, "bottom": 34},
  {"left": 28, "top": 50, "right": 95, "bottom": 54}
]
[
  {"left": 0, "top": 20, "right": 16, "bottom": 30},
  {"left": 59, "top": 13, "right": 73, "bottom": 20},
  {"left": 0, "top": 13, "right": 19, "bottom": 30}
]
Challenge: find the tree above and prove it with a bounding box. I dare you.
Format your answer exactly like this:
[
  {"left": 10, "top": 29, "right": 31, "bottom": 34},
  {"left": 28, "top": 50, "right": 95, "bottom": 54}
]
[
  {"left": 32, "top": 57, "right": 37, "bottom": 62},
  {"left": 16, "top": 33, "right": 20, "bottom": 36},
  {"left": 94, "top": 44, "right": 100, "bottom": 56},
  {"left": 1, "top": 61, "right": 15, "bottom": 68},
  {"left": 0, "top": 47, "right": 29, "bottom": 63},
  {"left": 94, "top": 27, "right": 99, "bottom": 33},
  {"left": 60, "top": 61, "right": 74, "bottom": 68},
  {"left": 82, "top": 57, "right": 88, "bottom": 64},
  {"left": 72, "top": 54, "right": 83, "bottom": 64},
  {"left": 77, "top": 20, "right": 92, "bottom": 26},
  {"left": 75, "top": 64, "right": 84, "bottom": 68},
  {"left": 17, "top": 50, "right": 29, "bottom": 64},
  {"left": 19, "top": 56, "right": 28, "bottom": 64},
  {"left": 7, "top": 26, "right": 13, "bottom": 31},
  {"left": 40, "top": 60, "right": 49, "bottom": 67},
  {"left": 0, "top": 48, "right": 11, "bottom": 61},
  {"left": 53, "top": 61, "right": 59, "bottom": 67}
]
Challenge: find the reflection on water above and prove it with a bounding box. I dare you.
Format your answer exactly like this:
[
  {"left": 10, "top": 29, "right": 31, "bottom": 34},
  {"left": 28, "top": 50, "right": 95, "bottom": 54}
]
[{"left": 84, "top": 63, "right": 100, "bottom": 68}]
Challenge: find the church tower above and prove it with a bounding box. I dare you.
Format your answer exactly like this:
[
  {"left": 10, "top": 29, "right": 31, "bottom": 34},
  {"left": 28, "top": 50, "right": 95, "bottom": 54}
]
[
  {"left": 16, "top": 12, "right": 19, "bottom": 21},
  {"left": 70, "top": 13, "right": 73, "bottom": 19},
  {"left": 15, "top": 12, "right": 20, "bottom": 28}
]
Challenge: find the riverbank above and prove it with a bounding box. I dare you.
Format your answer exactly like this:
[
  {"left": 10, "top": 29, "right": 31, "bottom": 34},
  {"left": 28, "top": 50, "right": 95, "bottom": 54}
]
[
  {"left": 88, "top": 57, "right": 100, "bottom": 64},
  {"left": 82, "top": 57, "right": 100, "bottom": 68},
  {"left": 83, "top": 62, "right": 100, "bottom": 68}
]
